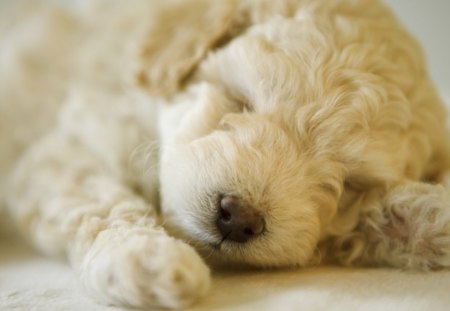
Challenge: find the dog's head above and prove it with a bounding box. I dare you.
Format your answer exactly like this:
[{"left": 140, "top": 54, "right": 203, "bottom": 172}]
[
  {"left": 135, "top": 0, "right": 382, "bottom": 267},
  {"left": 159, "top": 97, "right": 344, "bottom": 267}
]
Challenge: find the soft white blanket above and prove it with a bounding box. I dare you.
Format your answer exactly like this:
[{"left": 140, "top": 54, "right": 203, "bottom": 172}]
[{"left": 2, "top": 220, "right": 450, "bottom": 311}]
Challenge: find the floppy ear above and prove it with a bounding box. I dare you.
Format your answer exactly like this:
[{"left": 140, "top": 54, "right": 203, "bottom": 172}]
[{"left": 133, "top": 0, "right": 241, "bottom": 97}]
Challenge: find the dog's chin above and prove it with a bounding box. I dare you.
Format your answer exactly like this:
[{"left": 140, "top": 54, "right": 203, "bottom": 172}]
[
  {"left": 199, "top": 236, "right": 317, "bottom": 269},
  {"left": 162, "top": 211, "right": 319, "bottom": 269}
]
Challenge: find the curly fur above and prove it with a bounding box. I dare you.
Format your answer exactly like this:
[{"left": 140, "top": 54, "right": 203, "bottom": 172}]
[{"left": 1, "top": 0, "right": 450, "bottom": 309}]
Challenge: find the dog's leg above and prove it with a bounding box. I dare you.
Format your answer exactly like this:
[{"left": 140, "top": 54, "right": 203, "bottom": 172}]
[
  {"left": 6, "top": 132, "right": 210, "bottom": 309},
  {"left": 329, "top": 182, "right": 450, "bottom": 270}
]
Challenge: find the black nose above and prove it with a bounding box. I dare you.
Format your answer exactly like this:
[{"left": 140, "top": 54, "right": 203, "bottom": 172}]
[{"left": 216, "top": 195, "right": 265, "bottom": 243}]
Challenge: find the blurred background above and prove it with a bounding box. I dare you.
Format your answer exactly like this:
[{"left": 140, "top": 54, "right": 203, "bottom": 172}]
[{"left": 385, "top": 0, "right": 450, "bottom": 104}]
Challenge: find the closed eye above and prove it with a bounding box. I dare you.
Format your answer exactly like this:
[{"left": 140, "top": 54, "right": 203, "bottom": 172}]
[
  {"left": 236, "top": 96, "right": 253, "bottom": 113},
  {"left": 223, "top": 88, "right": 253, "bottom": 114},
  {"left": 242, "top": 103, "right": 251, "bottom": 113},
  {"left": 215, "top": 92, "right": 253, "bottom": 132}
]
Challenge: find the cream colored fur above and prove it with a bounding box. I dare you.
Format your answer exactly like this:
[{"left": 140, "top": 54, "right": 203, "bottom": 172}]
[{"left": 1, "top": 0, "right": 450, "bottom": 309}]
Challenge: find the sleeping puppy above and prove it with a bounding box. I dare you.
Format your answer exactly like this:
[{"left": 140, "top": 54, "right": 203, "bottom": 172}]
[{"left": 2, "top": 0, "right": 450, "bottom": 309}]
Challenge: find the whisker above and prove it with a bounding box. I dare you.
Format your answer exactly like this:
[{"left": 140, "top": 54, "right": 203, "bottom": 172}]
[
  {"left": 213, "top": 231, "right": 230, "bottom": 251},
  {"left": 204, "top": 245, "right": 217, "bottom": 260},
  {"left": 129, "top": 139, "right": 161, "bottom": 178}
]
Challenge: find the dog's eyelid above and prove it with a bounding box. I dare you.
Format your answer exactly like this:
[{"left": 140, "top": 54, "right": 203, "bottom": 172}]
[
  {"left": 242, "top": 103, "right": 251, "bottom": 113},
  {"left": 225, "top": 91, "right": 253, "bottom": 113},
  {"left": 238, "top": 99, "right": 253, "bottom": 113}
]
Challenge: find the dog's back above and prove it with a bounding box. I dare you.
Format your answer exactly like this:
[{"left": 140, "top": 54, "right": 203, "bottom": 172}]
[{"left": 0, "top": 2, "right": 80, "bottom": 196}]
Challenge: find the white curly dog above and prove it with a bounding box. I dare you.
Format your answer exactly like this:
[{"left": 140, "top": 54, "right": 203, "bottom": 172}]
[{"left": 1, "top": 0, "right": 450, "bottom": 309}]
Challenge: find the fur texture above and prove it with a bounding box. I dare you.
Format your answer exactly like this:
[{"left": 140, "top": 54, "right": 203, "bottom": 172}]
[{"left": 1, "top": 0, "right": 450, "bottom": 309}]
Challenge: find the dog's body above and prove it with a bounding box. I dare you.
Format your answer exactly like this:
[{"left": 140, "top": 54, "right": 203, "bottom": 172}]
[{"left": 2, "top": 0, "right": 450, "bottom": 309}]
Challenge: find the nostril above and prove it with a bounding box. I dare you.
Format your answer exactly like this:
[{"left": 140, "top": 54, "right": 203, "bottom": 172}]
[
  {"left": 219, "top": 207, "right": 232, "bottom": 222},
  {"left": 243, "top": 227, "right": 254, "bottom": 236}
]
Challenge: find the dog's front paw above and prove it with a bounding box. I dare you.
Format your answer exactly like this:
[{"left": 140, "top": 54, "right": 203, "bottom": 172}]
[
  {"left": 77, "top": 225, "right": 210, "bottom": 309},
  {"left": 382, "top": 183, "right": 450, "bottom": 269},
  {"left": 357, "top": 183, "right": 450, "bottom": 269}
]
